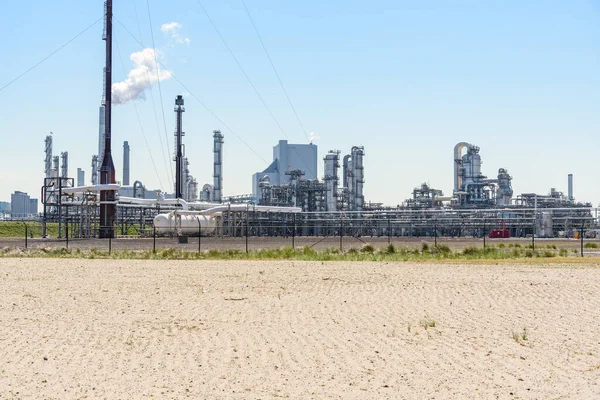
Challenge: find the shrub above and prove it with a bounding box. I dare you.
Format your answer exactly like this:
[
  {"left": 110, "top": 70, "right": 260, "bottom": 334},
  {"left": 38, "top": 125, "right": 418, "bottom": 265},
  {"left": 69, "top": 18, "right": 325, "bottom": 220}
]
[
  {"left": 462, "top": 246, "right": 479, "bottom": 256},
  {"left": 559, "top": 248, "right": 568, "bottom": 257},
  {"left": 584, "top": 243, "right": 598, "bottom": 249},
  {"left": 421, "top": 242, "right": 429, "bottom": 252},
  {"left": 543, "top": 250, "right": 556, "bottom": 258},
  {"left": 384, "top": 244, "right": 396, "bottom": 254},
  {"left": 360, "top": 244, "right": 375, "bottom": 254},
  {"left": 498, "top": 243, "right": 505, "bottom": 248}
]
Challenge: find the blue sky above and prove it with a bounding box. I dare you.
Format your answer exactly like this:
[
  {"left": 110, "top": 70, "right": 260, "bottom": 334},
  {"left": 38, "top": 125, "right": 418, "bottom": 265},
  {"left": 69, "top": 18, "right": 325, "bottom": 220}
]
[{"left": 1, "top": 0, "right": 599, "bottom": 207}]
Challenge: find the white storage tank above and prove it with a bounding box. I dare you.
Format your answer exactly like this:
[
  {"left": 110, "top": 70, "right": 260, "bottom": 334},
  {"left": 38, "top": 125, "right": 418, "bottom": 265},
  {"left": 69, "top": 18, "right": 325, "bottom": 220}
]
[{"left": 154, "top": 214, "right": 217, "bottom": 235}]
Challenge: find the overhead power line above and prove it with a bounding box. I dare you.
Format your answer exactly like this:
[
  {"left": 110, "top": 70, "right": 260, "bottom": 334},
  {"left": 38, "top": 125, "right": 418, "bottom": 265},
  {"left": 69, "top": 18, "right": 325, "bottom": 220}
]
[
  {"left": 195, "top": 0, "right": 316, "bottom": 177},
  {"left": 241, "top": 0, "right": 311, "bottom": 143},
  {"left": 0, "top": 16, "right": 103, "bottom": 94},
  {"left": 146, "top": 0, "right": 175, "bottom": 189}
]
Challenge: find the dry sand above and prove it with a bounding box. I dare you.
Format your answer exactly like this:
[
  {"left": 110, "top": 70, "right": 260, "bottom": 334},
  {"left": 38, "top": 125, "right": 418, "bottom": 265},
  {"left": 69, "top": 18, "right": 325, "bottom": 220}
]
[{"left": 1, "top": 259, "right": 600, "bottom": 399}]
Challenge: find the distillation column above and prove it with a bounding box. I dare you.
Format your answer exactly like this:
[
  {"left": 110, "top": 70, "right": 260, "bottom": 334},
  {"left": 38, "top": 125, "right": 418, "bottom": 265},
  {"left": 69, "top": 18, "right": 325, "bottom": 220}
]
[
  {"left": 60, "top": 152, "right": 68, "bottom": 179},
  {"left": 213, "top": 130, "right": 224, "bottom": 203},
  {"left": 44, "top": 135, "right": 53, "bottom": 178},
  {"left": 324, "top": 150, "right": 340, "bottom": 212},
  {"left": 91, "top": 155, "right": 98, "bottom": 185},
  {"left": 351, "top": 146, "right": 365, "bottom": 211}
]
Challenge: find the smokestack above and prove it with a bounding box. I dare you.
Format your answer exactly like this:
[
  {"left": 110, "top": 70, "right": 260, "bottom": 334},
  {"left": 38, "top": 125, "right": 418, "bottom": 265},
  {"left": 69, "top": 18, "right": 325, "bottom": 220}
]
[
  {"left": 568, "top": 174, "right": 573, "bottom": 201},
  {"left": 99, "top": 0, "right": 117, "bottom": 239},
  {"left": 174, "top": 95, "right": 185, "bottom": 199},
  {"left": 123, "top": 141, "right": 130, "bottom": 186},
  {"left": 60, "top": 151, "right": 68, "bottom": 178},
  {"left": 213, "top": 130, "right": 224, "bottom": 202},
  {"left": 77, "top": 168, "right": 85, "bottom": 187}
]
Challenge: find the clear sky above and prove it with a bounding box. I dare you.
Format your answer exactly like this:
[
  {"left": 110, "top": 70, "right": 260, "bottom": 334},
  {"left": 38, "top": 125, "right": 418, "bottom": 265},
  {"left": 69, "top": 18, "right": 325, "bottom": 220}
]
[{"left": 1, "top": 0, "right": 599, "bottom": 208}]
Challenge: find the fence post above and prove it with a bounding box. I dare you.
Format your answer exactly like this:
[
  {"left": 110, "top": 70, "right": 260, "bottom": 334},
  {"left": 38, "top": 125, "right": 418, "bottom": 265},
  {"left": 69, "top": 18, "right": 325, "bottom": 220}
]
[
  {"left": 434, "top": 222, "right": 437, "bottom": 247},
  {"left": 340, "top": 220, "right": 343, "bottom": 252},
  {"left": 388, "top": 218, "right": 391, "bottom": 244},
  {"left": 197, "top": 217, "right": 202, "bottom": 253},
  {"left": 292, "top": 213, "right": 296, "bottom": 250},
  {"left": 153, "top": 226, "right": 156, "bottom": 254},
  {"left": 66, "top": 222, "right": 69, "bottom": 249},
  {"left": 483, "top": 219, "right": 486, "bottom": 250},
  {"left": 109, "top": 234, "right": 112, "bottom": 255},
  {"left": 23, "top": 222, "right": 28, "bottom": 250},
  {"left": 245, "top": 208, "right": 249, "bottom": 254},
  {"left": 532, "top": 217, "right": 535, "bottom": 251},
  {"left": 581, "top": 221, "right": 584, "bottom": 258}
]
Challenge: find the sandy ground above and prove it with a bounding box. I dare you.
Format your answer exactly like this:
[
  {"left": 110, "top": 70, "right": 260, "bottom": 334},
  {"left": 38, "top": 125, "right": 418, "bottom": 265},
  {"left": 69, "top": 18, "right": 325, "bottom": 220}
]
[{"left": 1, "top": 259, "right": 600, "bottom": 399}]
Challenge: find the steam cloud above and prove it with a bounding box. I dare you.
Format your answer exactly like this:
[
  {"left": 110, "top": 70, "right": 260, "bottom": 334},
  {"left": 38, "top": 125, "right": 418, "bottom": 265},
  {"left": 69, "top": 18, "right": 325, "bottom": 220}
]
[
  {"left": 112, "top": 48, "right": 172, "bottom": 105},
  {"left": 161, "top": 22, "right": 190, "bottom": 45}
]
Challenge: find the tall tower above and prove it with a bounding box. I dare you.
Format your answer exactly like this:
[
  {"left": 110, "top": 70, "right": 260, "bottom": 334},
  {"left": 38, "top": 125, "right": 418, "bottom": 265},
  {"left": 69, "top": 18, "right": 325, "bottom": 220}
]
[
  {"left": 123, "top": 141, "right": 130, "bottom": 186},
  {"left": 213, "top": 130, "right": 224, "bottom": 203},
  {"left": 99, "top": 0, "right": 116, "bottom": 238},
  {"left": 44, "top": 135, "right": 53, "bottom": 178},
  {"left": 60, "top": 151, "right": 68, "bottom": 178},
  {"left": 174, "top": 95, "right": 185, "bottom": 199}
]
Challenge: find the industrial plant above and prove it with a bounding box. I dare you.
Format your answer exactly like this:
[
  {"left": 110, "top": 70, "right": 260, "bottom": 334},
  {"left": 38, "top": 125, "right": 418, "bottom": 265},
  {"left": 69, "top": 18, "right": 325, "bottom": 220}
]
[{"left": 32, "top": 0, "right": 598, "bottom": 241}]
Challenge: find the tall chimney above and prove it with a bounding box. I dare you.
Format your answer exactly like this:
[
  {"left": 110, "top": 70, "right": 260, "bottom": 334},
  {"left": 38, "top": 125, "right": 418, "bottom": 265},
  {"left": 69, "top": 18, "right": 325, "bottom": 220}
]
[
  {"left": 213, "top": 130, "right": 224, "bottom": 202},
  {"left": 568, "top": 174, "right": 573, "bottom": 201},
  {"left": 174, "top": 95, "right": 185, "bottom": 198},
  {"left": 123, "top": 141, "right": 130, "bottom": 186},
  {"left": 99, "top": 0, "right": 116, "bottom": 239},
  {"left": 44, "top": 135, "right": 53, "bottom": 178}
]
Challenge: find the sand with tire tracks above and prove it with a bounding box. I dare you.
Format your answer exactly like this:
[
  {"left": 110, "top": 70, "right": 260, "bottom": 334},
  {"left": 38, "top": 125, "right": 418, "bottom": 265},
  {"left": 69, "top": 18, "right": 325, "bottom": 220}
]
[{"left": 1, "top": 258, "right": 599, "bottom": 398}]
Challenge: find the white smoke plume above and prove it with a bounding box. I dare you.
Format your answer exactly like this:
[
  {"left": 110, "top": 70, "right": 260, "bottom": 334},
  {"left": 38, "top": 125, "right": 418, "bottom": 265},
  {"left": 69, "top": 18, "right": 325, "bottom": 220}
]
[
  {"left": 112, "top": 48, "right": 172, "bottom": 105},
  {"left": 161, "top": 22, "right": 190, "bottom": 45},
  {"left": 308, "top": 131, "right": 320, "bottom": 143}
]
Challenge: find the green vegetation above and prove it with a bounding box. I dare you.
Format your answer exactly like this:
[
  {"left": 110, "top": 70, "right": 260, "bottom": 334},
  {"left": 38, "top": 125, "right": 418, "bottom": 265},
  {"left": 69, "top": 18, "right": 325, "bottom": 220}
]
[
  {"left": 0, "top": 242, "right": 585, "bottom": 261},
  {"left": 0, "top": 222, "right": 60, "bottom": 238},
  {"left": 420, "top": 317, "right": 436, "bottom": 330},
  {"left": 584, "top": 242, "right": 599, "bottom": 249}
]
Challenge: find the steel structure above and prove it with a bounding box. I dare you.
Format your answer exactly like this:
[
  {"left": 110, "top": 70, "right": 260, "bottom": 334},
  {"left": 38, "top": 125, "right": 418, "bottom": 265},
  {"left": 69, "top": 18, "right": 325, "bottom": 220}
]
[
  {"left": 174, "top": 95, "right": 185, "bottom": 199},
  {"left": 99, "top": 0, "right": 116, "bottom": 239},
  {"left": 123, "top": 141, "right": 130, "bottom": 185}
]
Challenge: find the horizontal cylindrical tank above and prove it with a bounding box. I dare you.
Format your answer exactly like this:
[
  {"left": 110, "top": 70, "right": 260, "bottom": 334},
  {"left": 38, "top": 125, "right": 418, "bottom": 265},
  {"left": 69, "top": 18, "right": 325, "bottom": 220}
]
[{"left": 154, "top": 214, "right": 217, "bottom": 235}]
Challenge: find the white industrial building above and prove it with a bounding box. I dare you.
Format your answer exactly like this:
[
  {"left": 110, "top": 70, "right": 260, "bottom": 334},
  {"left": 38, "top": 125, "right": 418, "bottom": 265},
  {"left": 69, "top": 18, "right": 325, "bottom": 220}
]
[{"left": 252, "top": 140, "right": 318, "bottom": 199}]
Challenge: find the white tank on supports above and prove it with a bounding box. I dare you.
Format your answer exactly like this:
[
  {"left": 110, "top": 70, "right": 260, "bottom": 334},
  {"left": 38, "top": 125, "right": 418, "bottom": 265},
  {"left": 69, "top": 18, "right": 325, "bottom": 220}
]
[{"left": 154, "top": 214, "right": 217, "bottom": 235}]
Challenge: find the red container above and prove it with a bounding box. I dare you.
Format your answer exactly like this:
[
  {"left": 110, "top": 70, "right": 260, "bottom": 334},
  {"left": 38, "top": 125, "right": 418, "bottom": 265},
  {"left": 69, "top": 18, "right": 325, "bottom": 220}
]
[{"left": 488, "top": 229, "right": 509, "bottom": 238}]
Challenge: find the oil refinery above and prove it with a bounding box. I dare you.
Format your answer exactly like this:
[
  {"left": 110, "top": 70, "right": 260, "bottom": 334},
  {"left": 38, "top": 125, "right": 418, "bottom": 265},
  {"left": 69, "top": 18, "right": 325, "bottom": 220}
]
[{"left": 35, "top": 0, "right": 598, "bottom": 240}]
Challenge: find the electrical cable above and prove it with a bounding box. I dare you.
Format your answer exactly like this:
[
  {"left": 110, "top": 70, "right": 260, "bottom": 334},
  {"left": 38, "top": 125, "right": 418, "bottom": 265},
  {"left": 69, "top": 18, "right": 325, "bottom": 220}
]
[
  {"left": 115, "top": 37, "right": 164, "bottom": 191},
  {"left": 241, "top": 0, "right": 311, "bottom": 143},
  {"left": 146, "top": 0, "right": 175, "bottom": 189},
  {"left": 114, "top": 18, "right": 269, "bottom": 164},
  {"left": 195, "top": 0, "right": 316, "bottom": 177},
  {"left": 132, "top": 0, "right": 173, "bottom": 191},
  {"left": 0, "top": 16, "right": 103, "bottom": 94}
]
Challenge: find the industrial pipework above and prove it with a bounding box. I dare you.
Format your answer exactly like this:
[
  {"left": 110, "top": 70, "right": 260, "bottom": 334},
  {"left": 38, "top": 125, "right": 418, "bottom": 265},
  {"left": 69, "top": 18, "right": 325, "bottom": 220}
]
[
  {"left": 53, "top": 156, "right": 59, "bottom": 177},
  {"left": 453, "top": 142, "right": 472, "bottom": 193},
  {"left": 213, "top": 130, "right": 224, "bottom": 203}
]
